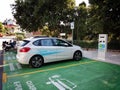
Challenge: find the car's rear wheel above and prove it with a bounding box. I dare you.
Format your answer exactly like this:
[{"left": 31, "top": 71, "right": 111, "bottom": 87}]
[
  {"left": 73, "top": 51, "right": 82, "bottom": 61},
  {"left": 29, "top": 55, "right": 43, "bottom": 68}
]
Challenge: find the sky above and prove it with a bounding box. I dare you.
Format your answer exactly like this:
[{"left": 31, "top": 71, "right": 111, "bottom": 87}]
[
  {"left": 75, "top": 0, "right": 89, "bottom": 6},
  {"left": 0, "top": 0, "right": 89, "bottom": 22},
  {"left": 0, "top": 0, "right": 15, "bottom": 22}
]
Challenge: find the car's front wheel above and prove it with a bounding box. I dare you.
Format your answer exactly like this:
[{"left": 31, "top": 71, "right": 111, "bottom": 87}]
[
  {"left": 73, "top": 51, "right": 82, "bottom": 61},
  {"left": 29, "top": 55, "right": 43, "bottom": 68}
]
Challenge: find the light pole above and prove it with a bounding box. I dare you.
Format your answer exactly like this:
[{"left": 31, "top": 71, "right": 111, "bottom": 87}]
[
  {"left": 70, "top": 7, "right": 78, "bottom": 44},
  {"left": 60, "top": 21, "right": 66, "bottom": 39}
]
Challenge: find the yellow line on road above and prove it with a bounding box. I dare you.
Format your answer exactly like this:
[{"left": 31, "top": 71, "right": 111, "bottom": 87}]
[
  {"left": 8, "top": 61, "right": 97, "bottom": 78},
  {"left": 2, "top": 73, "right": 7, "bottom": 83}
]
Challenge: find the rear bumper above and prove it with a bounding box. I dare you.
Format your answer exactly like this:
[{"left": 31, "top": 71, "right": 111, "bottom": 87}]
[{"left": 16, "top": 54, "right": 30, "bottom": 64}]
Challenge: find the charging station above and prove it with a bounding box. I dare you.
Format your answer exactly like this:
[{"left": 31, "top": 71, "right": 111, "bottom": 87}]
[{"left": 98, "top": 34, "right": 108, "bottom": 60}]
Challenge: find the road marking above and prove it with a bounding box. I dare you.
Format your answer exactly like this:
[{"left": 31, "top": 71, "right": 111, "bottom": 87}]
[
  {"left": 0, "top": 64, "right": 9, "bottom": 67},
  {"left": 48, "top": 79, "right": 65, "bottom": 90},
  {"left": 16, "top": 63, "right": 22, "bottom": 69},
  {"left": 9, "top": 63, "right": 15, "bottom": 71},
  {"left": 6, "top": 55, "right": 16, "bottom": 60},
  {"left": 2, "top": 73, "right": 7, "bottom": 83},
  {"left": 57, "top": 79, "right": 72, "bottom": 90},
  {"left": 14, "top": 81, "right": 23, "bottom": 90},
  {"left": 26, "top": 81, "right": 37, "bottom": 90},
  {"left": 47, "top": 75, "right": 77, "bottom": 90},
  {"left": 13, "top": 81, "right": 37, "bottom": 90},
  {"left": 7, "top": 56, "right": 11, "bottom": 60},
  {"left": 13, "top": 56, "right": 16, "bottom": 60},
  {"left": 8, "top": 61, "right": 97, "bottom": 78}
]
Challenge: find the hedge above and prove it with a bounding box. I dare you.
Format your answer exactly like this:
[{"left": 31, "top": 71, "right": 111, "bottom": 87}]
[{"left": 73, "top": 40, "right": 120, "bottom": 50}]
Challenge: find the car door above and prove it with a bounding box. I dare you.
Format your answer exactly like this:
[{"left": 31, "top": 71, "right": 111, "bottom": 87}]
[
  {"left": 52, "top": 39, "right": 74, "bottom": 60},
  {"left": 33, "top": 39, "right": 57, "bottom": 63}
]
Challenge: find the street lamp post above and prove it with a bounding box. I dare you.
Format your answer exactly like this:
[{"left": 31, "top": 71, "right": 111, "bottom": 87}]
[{"left": 70, "top": 7, "right": 78, "bottom": 44}]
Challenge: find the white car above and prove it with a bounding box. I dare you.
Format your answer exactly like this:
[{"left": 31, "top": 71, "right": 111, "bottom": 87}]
[{"left": 16, "top": 37, "right": 83, "bottom": 68}]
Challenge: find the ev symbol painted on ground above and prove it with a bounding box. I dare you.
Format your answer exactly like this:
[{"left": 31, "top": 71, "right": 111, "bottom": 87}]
[
  {"left": 13, "top": 81, "right": 36, "bottom": 90},
  {"left": 46, "top": 75, "right": 77, "bottom": 90}
]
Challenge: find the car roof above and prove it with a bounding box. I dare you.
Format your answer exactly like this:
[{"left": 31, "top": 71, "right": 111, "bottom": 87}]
[
  {"left": 24, "top": 37, "right": 57, "bottom": 41},
  {"left": 23, "top": 37, "right": 73, "bottom": 45},
  {"left": 33, "top": 36, "right": 48, "bottom": 38}
]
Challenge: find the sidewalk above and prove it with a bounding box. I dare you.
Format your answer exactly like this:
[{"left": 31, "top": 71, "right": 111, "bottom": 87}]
[{"left": 83, "top": 49, "right": 120, "bottom": 65}]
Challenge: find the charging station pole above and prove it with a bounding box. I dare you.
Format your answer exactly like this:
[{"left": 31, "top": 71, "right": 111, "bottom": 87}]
[
  {"left": 98, "top": 34, "right": 108, "bottom": 60},
  {"left": 70, "top": 22, "right": 74, "bottom": 44}
]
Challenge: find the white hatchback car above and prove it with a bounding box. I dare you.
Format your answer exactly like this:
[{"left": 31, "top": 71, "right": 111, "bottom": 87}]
[{"left": 16, "top": 37, "right": 83, "bottom": 68}]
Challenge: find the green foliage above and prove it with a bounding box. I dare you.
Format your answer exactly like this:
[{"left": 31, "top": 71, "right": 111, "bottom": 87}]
[
  {"left": 41, "top": 25, "right": 50, "bottom": 36},
  {"left": 74, "top": 3, "right": 87, "bottom": 40},
  {"left": 15, "top": 32, "right": 25, "bottom": 36},
  {"left": 74, "top": 40, "right": 98, "bottom": 49},
  {"left": 12, "top": 0, "right": 120, "bottom": 50},
  {"left": 89, "top": 0, "right": 120, "bottom": 42},
  {"left": 12, "top": 0, "right": 88, "bottom": 39},
  {"left": 74, "top": 40, "right": 120, "bottom": 50},
  {"left": 15, "top": 32, "right": 25, "bottom": 40},
  {"left": 12, "top": 0, "right": 75, "bottom": 32},
  {"left": 16, "top": 35, "right": 24, "bottom": 40},
  {"left": 108, "top": 41, "right": 120, "bottom": 50},
  {"left": 0, "top": 22, "right": 4, "bottom": 32}
]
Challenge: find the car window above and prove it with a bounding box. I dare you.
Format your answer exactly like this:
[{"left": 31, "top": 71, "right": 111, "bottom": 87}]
[
  {"left": 41, "top": 39, "right": 53, "bottom": 46},
  {"left": 20, "top": 40, "right": 30, "bottom": 46},
  {"left": 33, "top": 40, "right": 41, "bottom": 46},
  {"left": 53, "top": 39, "right": 72, "bottom": 47}
]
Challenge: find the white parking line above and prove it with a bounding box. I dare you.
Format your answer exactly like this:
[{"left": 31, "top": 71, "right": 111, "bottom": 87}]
[
  {"left": 49, "top": 80, "right": 65, "bottom": 90},
  {"left": 12, "top": 56, "right": 16, "bottom": 60},
  {"left": 6, "top": 55, "right": 16, "bottom": 60},
  {"left": 16, "top": 63, "right": 22, "bottom": 69},
  {"left": 7, "top": 56, "right": 11, "bottom": 60},
  {"left": 9, "top": 63, "right": 15, "bottom": 71},
  {"left": 0, "top": 64, "right": 9, "bottom": 67},
  {"left": 57, "top": 79, "right": 72, "bottom": 90},
  {"left": 47, "top": 75, "right": 77, "bottom": 90}
]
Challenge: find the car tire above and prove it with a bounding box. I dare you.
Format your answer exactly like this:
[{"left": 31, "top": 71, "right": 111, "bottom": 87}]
[
  {"left": 73, "top": 51, "right": 82, "bottom": 61},
  {"left": 29, "top": 55, "right": 44, "bottom": 68}
]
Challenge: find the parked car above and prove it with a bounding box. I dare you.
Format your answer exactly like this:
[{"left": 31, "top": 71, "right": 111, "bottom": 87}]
[{"left": 16, "top": 37, "right": 83, "bottom": 68}]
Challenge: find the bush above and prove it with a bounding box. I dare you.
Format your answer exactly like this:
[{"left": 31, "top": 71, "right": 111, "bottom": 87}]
[
  {"left": 16, "top": 35, "right": 24, "bottom": 40},
  {"left": 15, "top": 33, "right": 25, "bottom": 40},
  {"left": 74, "top": 40, "right": 98, "bottom": 49},
  {"left": 74, "top": 40, "right": 120, "bottom": 50},
  {"left": 108, "top": 41, "right": 120, "bottom": 50}
]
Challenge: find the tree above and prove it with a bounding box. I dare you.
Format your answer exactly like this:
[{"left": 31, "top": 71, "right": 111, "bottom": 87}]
[
  {"left": 89, "top": 0, "right": 120, "bottom": 42},
  {"left": 12, "top": 0, "right": 75, "bottom": 34},
  {"left": 0, "top": 22, "right": 4, "bottom": 32},
  {"left": 75, "top": 2, "right": 87, "bottom": 40}
]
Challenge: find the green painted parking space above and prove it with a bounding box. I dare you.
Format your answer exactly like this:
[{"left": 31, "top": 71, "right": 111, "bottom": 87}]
[{"left": 3, "top": 51, "right": 120, "bottom": 90}]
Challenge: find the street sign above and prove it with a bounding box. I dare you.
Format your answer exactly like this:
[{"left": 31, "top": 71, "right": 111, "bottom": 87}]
[
  {"left": 70, "top": 22, "right": 74, "bottom": 30},
  {"left": 70, "top": 22, "right": 74, "bottom": 44}
]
